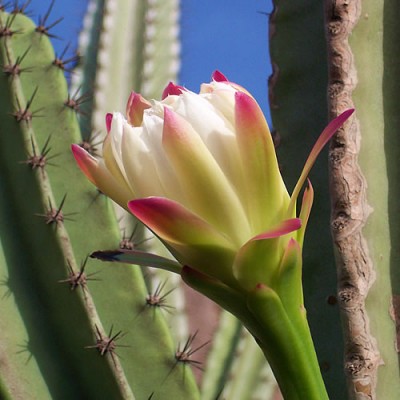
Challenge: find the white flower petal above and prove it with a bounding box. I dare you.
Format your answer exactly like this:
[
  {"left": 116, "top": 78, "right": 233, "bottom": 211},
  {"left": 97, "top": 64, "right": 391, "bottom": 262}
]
[
  {"left": 170, "top": 91, "right": 246, "bottom": 200},
  {"left": 140, "top": 110, "right": 187, "bottom": 203}
]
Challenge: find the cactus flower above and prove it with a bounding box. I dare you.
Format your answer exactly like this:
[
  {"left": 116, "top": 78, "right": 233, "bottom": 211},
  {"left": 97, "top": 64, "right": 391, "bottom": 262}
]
[
  {"left": 72, "top": 71, "right": 353, "bottom": 292},
  {"left": 74, "top": 72, "right": 353, "bottom": 400}
]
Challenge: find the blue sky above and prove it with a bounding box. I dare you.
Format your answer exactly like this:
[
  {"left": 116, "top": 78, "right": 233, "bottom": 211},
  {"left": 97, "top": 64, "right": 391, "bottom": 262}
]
[
  {"left": 26, "top": 0, "right": 272, "bottom": 118},
  {"left": 179, "top": 0, "right": 273, "bottom": 119}
]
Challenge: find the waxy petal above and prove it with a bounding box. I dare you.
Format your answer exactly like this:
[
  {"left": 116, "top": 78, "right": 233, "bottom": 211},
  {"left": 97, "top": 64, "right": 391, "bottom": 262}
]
[
  {"left": 104, "top": 113, "right": 140, "bottom": 194},
  {"left": 120, "top": 123, "right": 165, "bottom": 198},
  {"left": 128, "top": 197, "right": 237, "bottom": 285},
  {"left": 139, "top": 110, "right": 187, "bottom": 203},
  {"left": 169, "top": 90, "right": 245, "bottom": 198},
  {"left": 162, "top": 82, "right": 186, "bottom": 99},
  {"left": 126, "top": 92, "right": 151, "bottom": 126},
  {"left": 162, "top": 107, "right": 251, "bottom": 246},
  {"left": 289, "top": 109, "right": 355, "bottom": 215},
  {"left": 102, "top": 125, "right": 131, "bottom": 191},
  {"left": 233, "top": 218, "right": 301, "bottom": 291},
  {"left": 71, "top": 144, "right": 132, "bottom": 207},
  {"left": 235, "top": 92, "right": 290, "bottom": 233}
]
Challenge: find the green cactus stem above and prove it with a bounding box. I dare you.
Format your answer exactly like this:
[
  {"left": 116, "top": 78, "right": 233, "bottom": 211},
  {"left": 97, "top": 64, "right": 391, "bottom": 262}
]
[
  {"left": 326, "top": 0, "right": 400, "bottom": 398},
  {"left": 72, "top": 0, "right": 190, "bottom": 346},
  {"left": 0, "top": 9, "right": 199, "bottom": 400},
  {"left": 269, "top": 1, "right": 346, "bottom": 397}
]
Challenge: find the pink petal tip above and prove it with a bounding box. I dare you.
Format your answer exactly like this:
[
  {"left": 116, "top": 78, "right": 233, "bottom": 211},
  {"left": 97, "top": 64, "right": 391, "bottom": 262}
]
[
  {"left": 252, "top": 218, "right": 302, "bottom": 241},
  {"left": 212, "top": 70, "right": 229, "bottom": 82},
  {"left": 105, "top": 113, "right": 113, "bottom": 133},
  {"left": 162, "top": 82, "right": 186, "bottom": 99}
]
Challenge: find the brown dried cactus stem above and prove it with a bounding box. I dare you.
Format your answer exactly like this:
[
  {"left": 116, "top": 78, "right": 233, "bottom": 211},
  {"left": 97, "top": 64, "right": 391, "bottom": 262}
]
[{"left": 325, "top": 1, "right": 381, "bottom": 398}]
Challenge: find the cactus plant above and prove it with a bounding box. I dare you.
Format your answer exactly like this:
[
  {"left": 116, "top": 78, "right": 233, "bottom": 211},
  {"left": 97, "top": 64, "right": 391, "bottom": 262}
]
[
  {"left": 268, "top": 1, "right": 347, "bottom": 398},
  {"left": 4, "top": 0, "right": 399, "bottom": 399},
  {"left": 326, "top": 1, "right": 400, "bottom": 398},
  {"left": 0, "top": 7, "right": 199, "bottom": 400},
  {"left": 0, "top": 2, "right": 281, "bottom": 399},
  {"left": 270, "top": 0, "right": 400, "bottom": 399}
]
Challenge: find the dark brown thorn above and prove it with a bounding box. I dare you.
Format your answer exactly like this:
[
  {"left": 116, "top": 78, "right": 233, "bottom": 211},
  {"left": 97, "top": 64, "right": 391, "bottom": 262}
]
[
  {"left": 79, "top": 130, "right": 102, "bottom": 156},
  {"left": 10, "top": 0, "right": 32, "bottom": 15},
  {"left": 12, "top": 86, "right": 44, "bottom": 123},
  {"left": 35, "top": 194, "right": 77, "bottom": 226},
  {"left": 119, "top": 225, "right": 137, "bottom": 250},
  {"left": 3, "top": 45, "right": 33, "bottom": 77},
  {"left": 52, "top": 43, "right": 80, "bottom": 73},
  {"left": 0, "top": 12, "right": 21, "bottom": 37},
  {"left": 85, "top": 325, "right": 129, "bottom": 366},
  {"left": 16, "top": 340, "right": 34, "bottom": 364},
  {"left": 0, "top": 2, "right": 12, "bottom": 12},
  {"left": 0, "top": 275, "right": 12, "bottom": 300},
  {"left": 25, "top": 85, "right": 38, "bottom": 108},
  {"left": 119, "top": 225, "right": 153, "bottom": 250},
  {"left": 86, "top": 188, "right": 107, "bottom": 209},
  {"left": 58, "top": 257, "right": 100, "bottom": 291},
  {"left": 20, "top": 135, "right": 52, "bottom": 169},
  {"left": 35, "top": 0, "right": 63, "bottom": 39},
  {"left": 163, "top": 331, "right": 209, "bottom": 385},
  {"left": 175, "top": 331, "right": 209, "bottom": 371},
  {"left": 256, "top": 9, "right": 273, "bottom": 17},
  {"left": 146, "top": 280, "right": 175, "bottom": 314},
  {"left": 64, "top": 86, "right": 91, "bottom": 116}
]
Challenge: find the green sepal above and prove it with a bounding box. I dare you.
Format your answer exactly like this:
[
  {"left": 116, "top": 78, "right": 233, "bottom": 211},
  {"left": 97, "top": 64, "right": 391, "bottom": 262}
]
[
  {"left": 181, "top": 266, "right": 259, "bottom": 335},
  {"left": 276, "top": 238, "right": 304, "bottom": 321}
]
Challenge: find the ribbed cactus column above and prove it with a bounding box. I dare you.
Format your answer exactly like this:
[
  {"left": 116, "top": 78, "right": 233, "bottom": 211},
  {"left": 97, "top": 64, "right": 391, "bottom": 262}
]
[
  {"left": 72, "top": 0, "right": 180, "bottom": 136},
  {"left": 0, "top": 9, "right": 199, "bottom": 400},
  {"left": 269, "top": 1, "right": 346, "bottom": 398},
  {"left": 72, "top": 0, "right": 188, "bottom": 345},
  {"left": 326, "top": 0, "right": 400, "bottom": 398}
]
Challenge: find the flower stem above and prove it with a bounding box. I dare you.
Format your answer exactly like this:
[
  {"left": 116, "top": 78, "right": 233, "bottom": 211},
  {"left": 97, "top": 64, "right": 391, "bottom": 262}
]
[
  {"left": 182, "top": 267, "right": 328, "bottom": 399},
  {"left": 247, "top": 284, "right": 329, "bottom": 400}
]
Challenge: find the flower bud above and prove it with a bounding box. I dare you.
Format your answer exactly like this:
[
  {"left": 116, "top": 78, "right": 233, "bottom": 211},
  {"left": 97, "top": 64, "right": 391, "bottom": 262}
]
[{"left": 73, "top": 72, "right": 353, "bottom": 291}]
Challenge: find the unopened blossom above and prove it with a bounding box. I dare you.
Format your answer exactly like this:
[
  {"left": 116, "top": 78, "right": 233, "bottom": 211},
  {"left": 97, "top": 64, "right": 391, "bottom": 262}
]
[{"left": 72, "top": 71, "right": 353, "bottom": 292}]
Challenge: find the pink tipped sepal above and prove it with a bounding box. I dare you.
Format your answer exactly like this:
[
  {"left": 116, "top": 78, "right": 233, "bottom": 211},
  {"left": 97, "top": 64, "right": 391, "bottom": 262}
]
[
  {"left": 250, "top": 218, "right": 302, "bottom": 242},
  {"left": 289, "top": 109, "right": 355, "bottom": 215},
  {"left": 71, "top": 144, "right": 98, "bottom": 185}
]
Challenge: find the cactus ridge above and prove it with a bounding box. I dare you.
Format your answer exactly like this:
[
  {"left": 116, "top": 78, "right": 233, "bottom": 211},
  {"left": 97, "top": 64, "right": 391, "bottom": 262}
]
[{"left": 0, "top": 8, "right": 200, "bottom": 400}]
